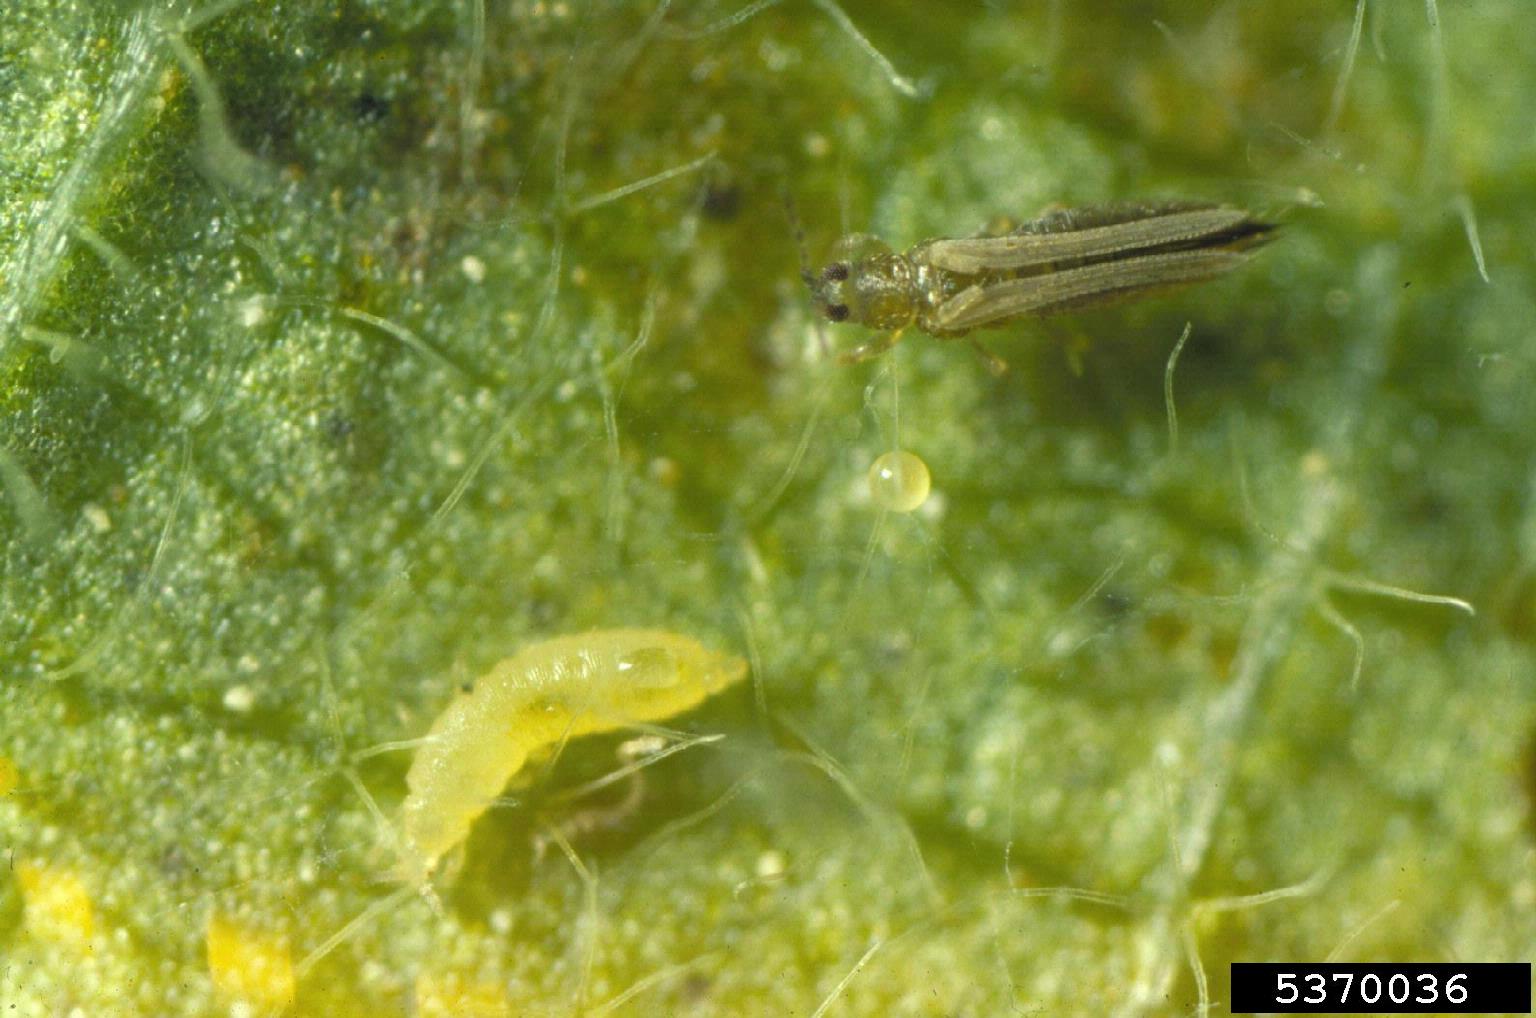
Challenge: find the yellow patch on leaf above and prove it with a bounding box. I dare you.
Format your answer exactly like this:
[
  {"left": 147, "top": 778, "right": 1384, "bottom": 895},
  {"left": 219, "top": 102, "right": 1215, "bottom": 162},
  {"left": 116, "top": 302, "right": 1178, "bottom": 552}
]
[{"left": 206, "top": 914, "right": 297, "bottom": 1009}]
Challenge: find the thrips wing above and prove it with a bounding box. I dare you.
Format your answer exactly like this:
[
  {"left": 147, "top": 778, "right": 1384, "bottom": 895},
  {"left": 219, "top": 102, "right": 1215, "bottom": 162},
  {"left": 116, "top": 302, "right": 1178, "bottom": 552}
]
[
  {"left": 929, "top": 247, "right": 1258, "bottom": 332},
  {"left": 922, "top": 204, "right": 1263, "bottom": 275}
]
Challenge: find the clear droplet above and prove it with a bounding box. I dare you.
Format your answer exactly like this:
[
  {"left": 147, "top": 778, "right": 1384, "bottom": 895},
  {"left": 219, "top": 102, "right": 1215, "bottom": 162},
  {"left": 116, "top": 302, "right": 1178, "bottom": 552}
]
[{"left": 868, "top": 450, "right": 931, "bottom": 512}]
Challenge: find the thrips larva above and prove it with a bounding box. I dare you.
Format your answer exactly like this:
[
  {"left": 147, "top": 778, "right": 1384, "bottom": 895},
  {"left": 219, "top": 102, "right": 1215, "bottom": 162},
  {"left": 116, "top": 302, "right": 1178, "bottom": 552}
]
[
  {"left": 394, "top": 628, "right": 747, "bottom": 887},
  {"left": 806, "top": 201, "right": 1276, "bottom": 368}
]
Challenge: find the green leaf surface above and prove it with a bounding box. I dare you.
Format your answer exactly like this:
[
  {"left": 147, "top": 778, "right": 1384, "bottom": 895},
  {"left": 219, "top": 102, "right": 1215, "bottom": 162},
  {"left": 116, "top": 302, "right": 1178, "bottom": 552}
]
[{"left": 3, "top": 1, "right": 1533, "bottom": 1014}]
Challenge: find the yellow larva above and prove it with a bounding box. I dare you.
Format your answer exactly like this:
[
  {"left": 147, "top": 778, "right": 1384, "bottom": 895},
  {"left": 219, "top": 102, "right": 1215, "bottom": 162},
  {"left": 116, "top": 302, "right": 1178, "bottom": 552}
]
[{"left": 394, "top": 628, "right": 747, "bottom": 887}]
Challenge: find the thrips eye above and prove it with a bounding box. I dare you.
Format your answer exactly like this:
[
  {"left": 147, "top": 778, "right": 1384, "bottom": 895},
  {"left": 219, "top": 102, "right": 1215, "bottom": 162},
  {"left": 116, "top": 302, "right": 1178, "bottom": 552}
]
[
  {"left": 821, "top": 263, "right": 849, "bottom": 282},
  {"left": 825, "top": 304, "right": 850, "bottom": 322}
]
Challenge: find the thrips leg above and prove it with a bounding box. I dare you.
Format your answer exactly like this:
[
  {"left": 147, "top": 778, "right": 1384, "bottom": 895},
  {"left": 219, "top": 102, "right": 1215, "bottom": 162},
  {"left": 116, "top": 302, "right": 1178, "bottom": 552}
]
[
  {"left": 966, "top": 338, "right": 1008, "bottom": 376},
  {"left": 837, "top": 328, "right": 904, "bottom": 365}
]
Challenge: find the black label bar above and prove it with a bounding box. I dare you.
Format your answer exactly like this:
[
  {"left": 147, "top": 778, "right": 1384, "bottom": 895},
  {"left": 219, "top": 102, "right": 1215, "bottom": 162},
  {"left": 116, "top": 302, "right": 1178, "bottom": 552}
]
[{"left": 1230, "top": 962, "right": 1531, "bottom": 1014}]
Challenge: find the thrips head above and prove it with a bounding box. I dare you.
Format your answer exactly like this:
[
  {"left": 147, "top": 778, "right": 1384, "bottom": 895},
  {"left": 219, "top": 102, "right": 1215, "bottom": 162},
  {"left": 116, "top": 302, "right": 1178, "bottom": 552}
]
[
  {"left": 814, "top": 261, "right": 851, "bottom": 320},
  {"left": 616, "top": 644, "right": 746, "bottom": 698},
  {"left": 809, "top": 236, "right": 916, "bottom": 331}
]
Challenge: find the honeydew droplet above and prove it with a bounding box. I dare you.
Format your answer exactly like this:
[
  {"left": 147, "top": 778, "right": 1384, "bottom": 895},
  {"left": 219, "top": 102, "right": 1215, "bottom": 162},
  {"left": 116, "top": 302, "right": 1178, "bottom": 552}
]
[{"left": 868, "top": 450, "right": 931, "bottom": 512}]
